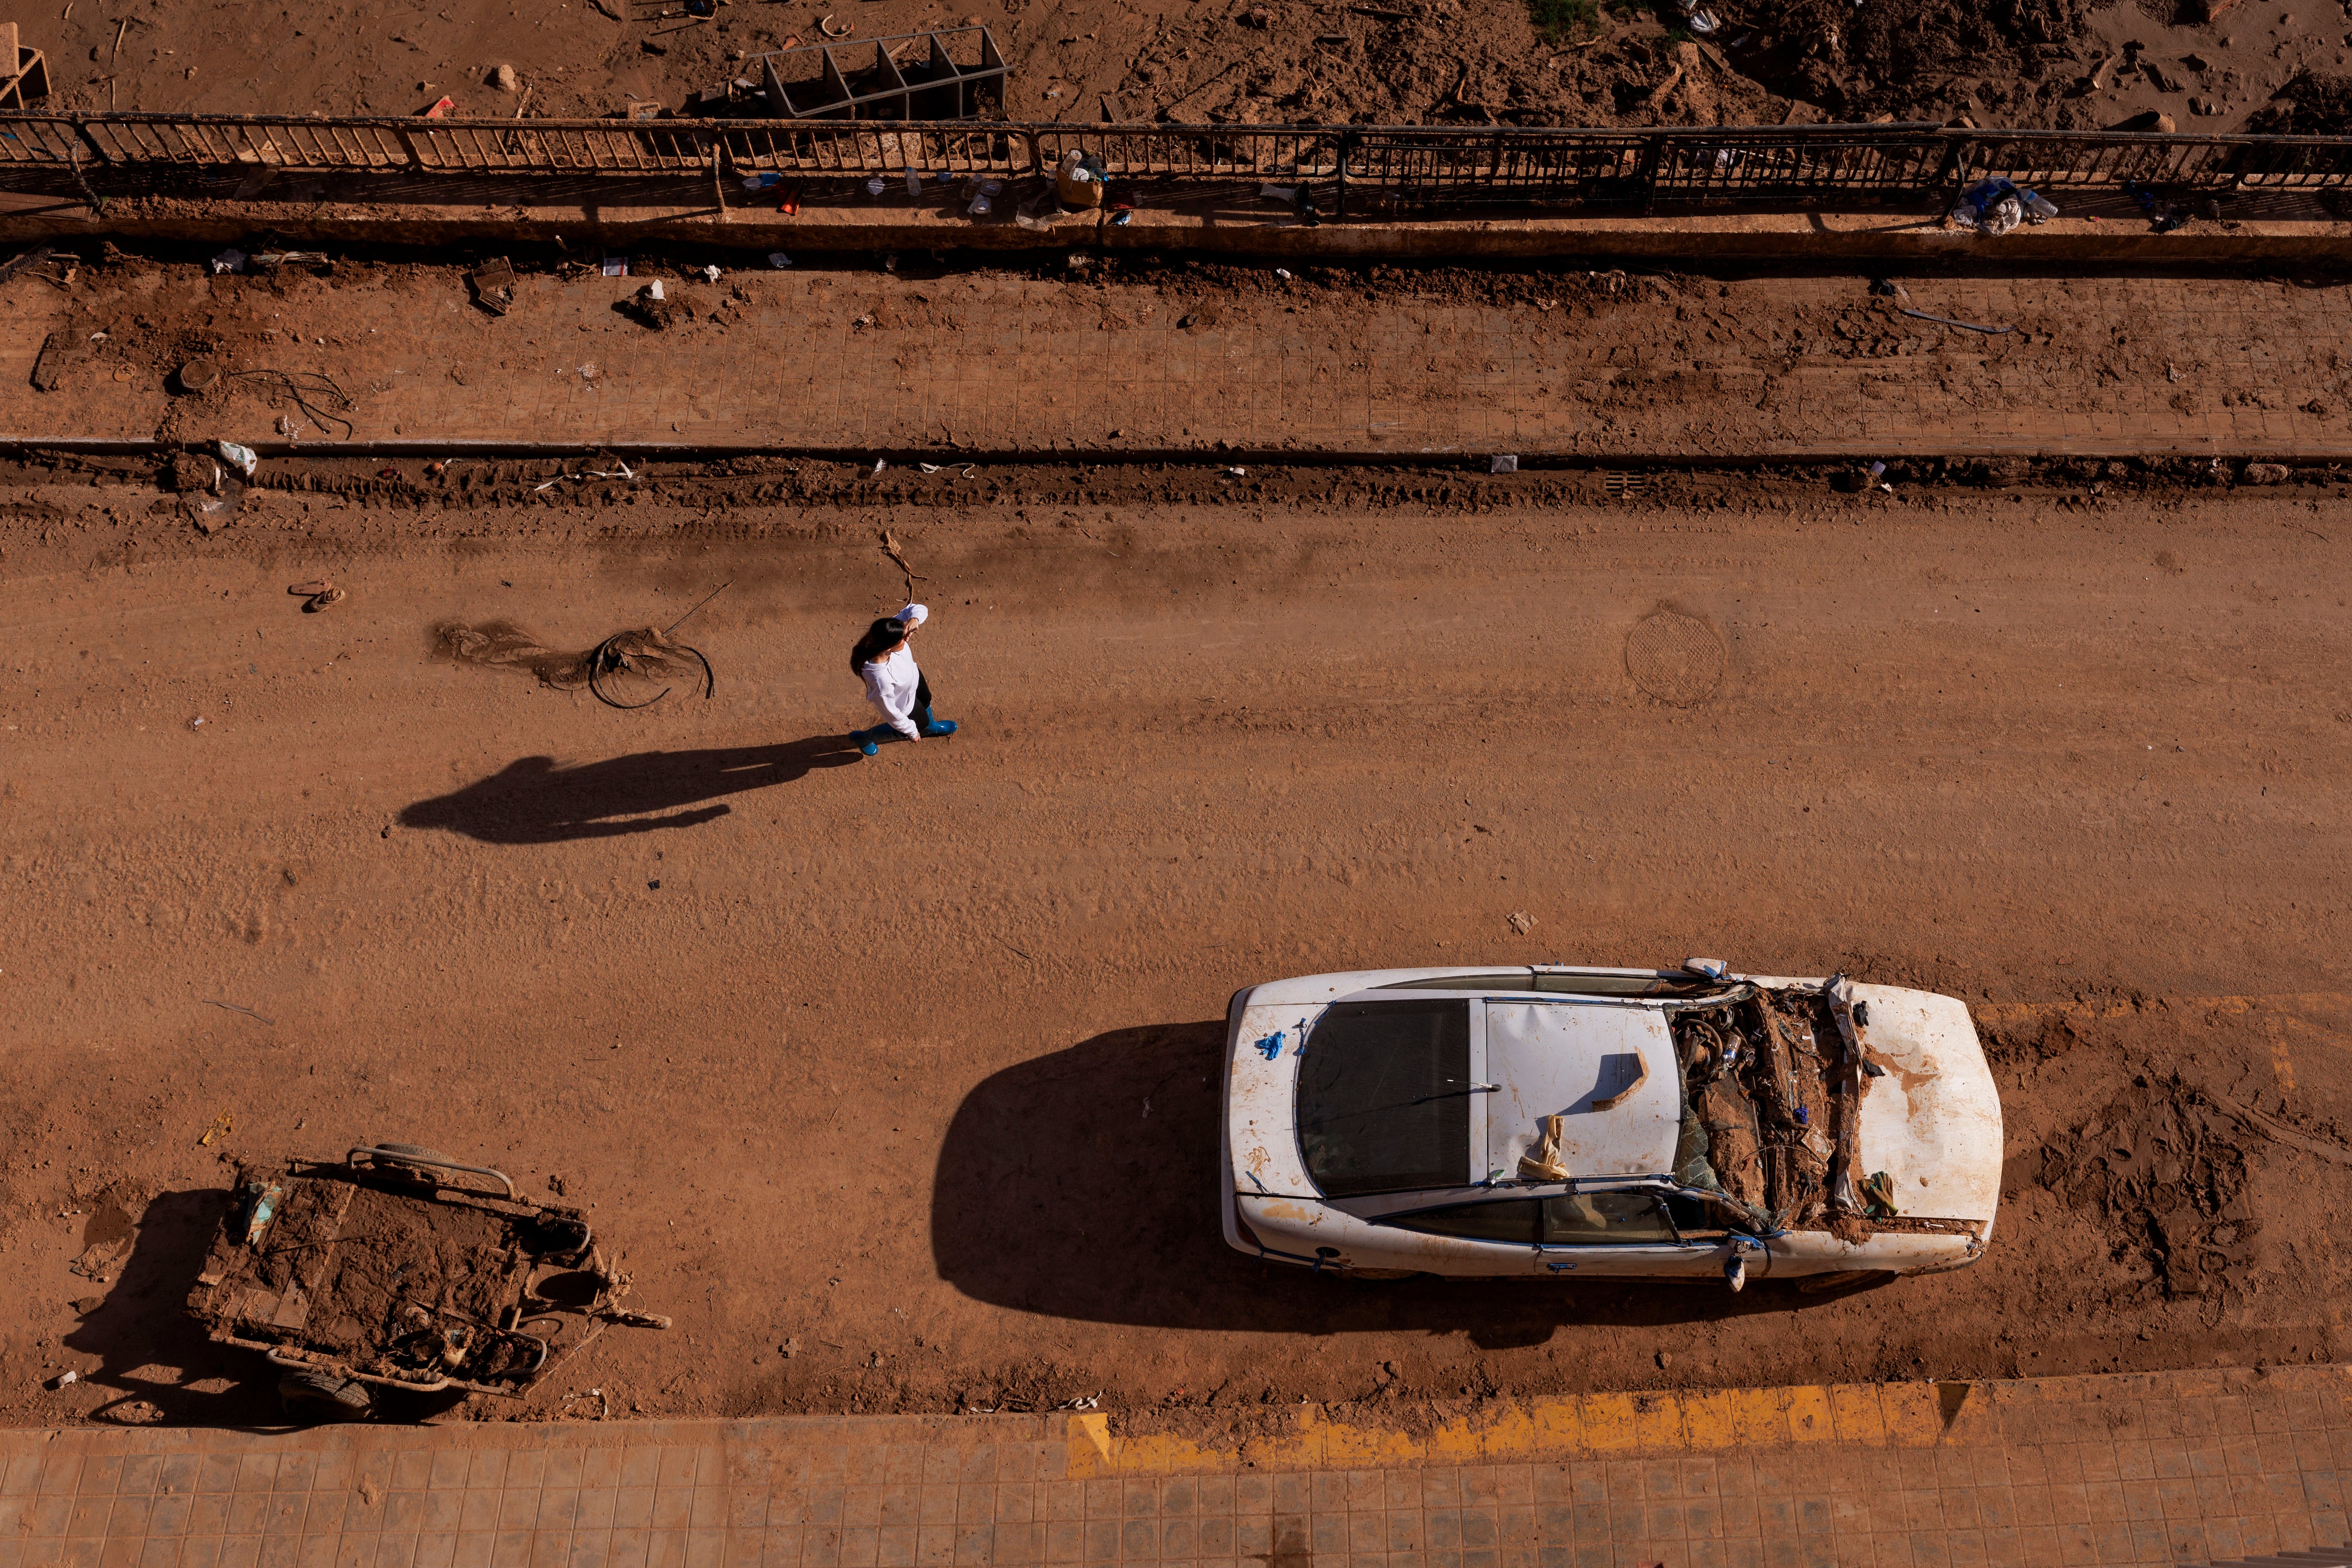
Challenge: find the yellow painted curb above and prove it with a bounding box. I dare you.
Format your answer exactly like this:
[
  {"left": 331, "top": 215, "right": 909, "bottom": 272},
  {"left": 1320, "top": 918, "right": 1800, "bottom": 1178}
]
[{"left": 1059, "top": 1364, "right": 2351, "bottom": 1478}]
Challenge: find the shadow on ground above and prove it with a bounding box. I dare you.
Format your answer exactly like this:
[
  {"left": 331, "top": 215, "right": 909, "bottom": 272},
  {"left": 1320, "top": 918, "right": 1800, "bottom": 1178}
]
[
  {"left": 398, "top": 734, "right": 867, "bottom": 844},
  {"left": 61, "top": 1189, "right": 471, "bottom": 1429},
  {"left": 60, "top": 1189, "right": 286, "bottom": 1427},
  {"left": 932, "top": 1023, "right": 1871, "bottom": 1350}
]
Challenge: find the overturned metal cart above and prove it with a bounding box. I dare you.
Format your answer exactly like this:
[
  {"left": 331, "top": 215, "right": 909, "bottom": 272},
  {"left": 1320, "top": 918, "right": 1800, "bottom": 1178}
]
[{"left": 186, "top": 1143, "right": 669, "bottom": 1420}]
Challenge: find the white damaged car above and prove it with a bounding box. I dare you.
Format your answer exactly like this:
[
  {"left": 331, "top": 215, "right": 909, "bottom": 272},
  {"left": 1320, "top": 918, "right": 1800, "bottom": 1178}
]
[{"left": 1221, "top": 962, "right": 2001, "bottom": 1290}]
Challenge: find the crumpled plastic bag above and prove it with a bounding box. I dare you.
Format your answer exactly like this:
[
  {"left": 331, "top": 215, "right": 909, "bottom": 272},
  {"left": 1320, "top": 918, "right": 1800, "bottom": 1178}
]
[
  {"left": 1949, "top": 177, "right": 2058, "bottom": 236},
  {"left": 1518, "top": 1114, "right": 1573, "bottom": 1182},
  {"left": 216, "top": 440, "right": 258, "bottom": 478}
]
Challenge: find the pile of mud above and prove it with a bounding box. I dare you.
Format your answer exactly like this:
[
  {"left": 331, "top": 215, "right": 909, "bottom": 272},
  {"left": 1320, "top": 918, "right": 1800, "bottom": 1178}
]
[
  {"left": 1108, "top": 0, "right": 2096, "bottom": 127},
  {"left": 2029, "top": 1073, "right": 2263, "bottom": 1300},
  {"left": 2245, "top": 70, "right": 2352, "bottom": 134},
  {"left": 1717, "top": 0, "right": 2094, "bottom": 123}
]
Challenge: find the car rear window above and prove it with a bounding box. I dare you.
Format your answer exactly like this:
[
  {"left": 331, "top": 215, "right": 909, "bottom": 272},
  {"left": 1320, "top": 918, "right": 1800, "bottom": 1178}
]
[{"left": 1296, "top": 999, "right": 1471, "bottom": 1197}]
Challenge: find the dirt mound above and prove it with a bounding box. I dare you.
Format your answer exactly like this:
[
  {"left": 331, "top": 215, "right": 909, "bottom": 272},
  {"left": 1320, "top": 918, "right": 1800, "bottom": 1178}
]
[
  {"left": 1717, "top": 0, "right": 2091, "bottom": 121},
  {"left": 2029, "top": 1074, "right": 2263, "bottom": 1301},
  {"left": 2245, "top": 71, "right": 2352, "bottom": 134},
  {"left": 1111, "top": 3, "right": 1792, "bottom": 126},
  {"left": 433, "top": 619, "right": 581, "bottom": 685}
]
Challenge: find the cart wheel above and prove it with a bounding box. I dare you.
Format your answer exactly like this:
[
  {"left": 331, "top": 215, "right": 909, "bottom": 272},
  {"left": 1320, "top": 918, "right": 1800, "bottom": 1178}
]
[
  {"left": 1794, "top": 1269, "right": 1898, "bottom": 1297},
  {"left": 278, "top": 1369, "right": 373, "bottom": 1423}
]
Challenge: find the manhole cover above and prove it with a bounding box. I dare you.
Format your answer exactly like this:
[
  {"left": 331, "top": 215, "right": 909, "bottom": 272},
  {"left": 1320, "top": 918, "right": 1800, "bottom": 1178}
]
[
  {"left": 1602, "top": 470, "right": 1650, "bottom": 500},
  {"left": 1625, "top": 611, "right": 1724, "bottom": 706}
]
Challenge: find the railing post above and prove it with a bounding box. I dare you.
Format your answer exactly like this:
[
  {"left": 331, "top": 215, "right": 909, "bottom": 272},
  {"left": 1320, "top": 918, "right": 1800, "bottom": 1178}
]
[
  {"left": 1931, "top": 129, "right": 1968, "bottom": 195},
  {"left": 72, "top": 114, "right": 111, "bottom": 166},
  {"left": 1636, "top": 130, "right": 1664, "bottom": 215},
  {"left": 1335, "top": 127, "right": 1354, "bottom": 219}
]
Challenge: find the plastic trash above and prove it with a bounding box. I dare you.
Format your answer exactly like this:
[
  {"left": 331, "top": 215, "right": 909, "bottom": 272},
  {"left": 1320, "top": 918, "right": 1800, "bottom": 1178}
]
[
  {"left": 701, "top": 264, "right": 720, "bottom": 282},
  {"left": 1949, "top": 178, "right": 2057, "bottom": 236},
  {"left": 600, "top": 256, "right": 629, "bottom": 277},
  {"left": 49, "top": 1371, "right": 77, "bottom": 1390},
  {"left": 905, "top": 169, "right": 923, "bottom": 198},
  {"left": 216, "top": 440, "right": 258, "bottom": 478},
  {"left": 1490, "top": 454, "right": 1518, "bottom": 474},
  {"left": 767, "top": 252, "right": 793, "bottom": 269},
  {"left": 866, "top": 177, "right": 888, "bottom": 196},
  {"left": 741, "top": 172, "right": 783, "bottom": 191},
  {"left": 210, "top": 249, "right": 247, "bottom": 276},
  {"left": 967, "top": 195, "right": 993, "bottom": 216}
]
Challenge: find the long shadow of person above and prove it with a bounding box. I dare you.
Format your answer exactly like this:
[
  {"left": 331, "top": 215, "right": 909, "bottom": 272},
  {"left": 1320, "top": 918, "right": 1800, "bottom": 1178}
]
[{"left": 398, "top": 733, "right": 867, "bottom": 844}]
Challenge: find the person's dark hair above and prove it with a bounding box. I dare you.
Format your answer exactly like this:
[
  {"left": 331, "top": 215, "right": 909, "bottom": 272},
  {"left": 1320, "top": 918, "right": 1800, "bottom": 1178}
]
[{"left": 850, "top": 616, "right": 905, "bottom": 674}]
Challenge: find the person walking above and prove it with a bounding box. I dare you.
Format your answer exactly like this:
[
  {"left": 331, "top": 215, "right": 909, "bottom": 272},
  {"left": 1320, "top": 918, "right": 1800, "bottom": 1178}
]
[{"left": 850, "top": 602, "right": 957, "bottom": 757}]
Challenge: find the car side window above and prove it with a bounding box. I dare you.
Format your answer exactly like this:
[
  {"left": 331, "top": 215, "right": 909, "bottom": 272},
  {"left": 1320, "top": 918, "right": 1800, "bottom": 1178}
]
[
  {"left": 1539, "top": 1192, "right": 1676, "bottom": 1245},
  {"left": 1665, "top": 1191, "right": 1755, "bottom": 1237},
  {"left": 1390, "top": 1199, "right": 1542, "bottom": 1245}
]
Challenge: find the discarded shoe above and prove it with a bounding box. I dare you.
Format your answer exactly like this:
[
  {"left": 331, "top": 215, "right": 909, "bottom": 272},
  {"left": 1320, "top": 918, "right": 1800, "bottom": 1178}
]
[
  {"left": 287, "top": 580, "right": 334, "bottom": 597},
  {"left": 919, "top": 717, "right": 958, "bottom": 737},
  {"left": 302, "top": 586, "right": 346, "bottom": 613}
]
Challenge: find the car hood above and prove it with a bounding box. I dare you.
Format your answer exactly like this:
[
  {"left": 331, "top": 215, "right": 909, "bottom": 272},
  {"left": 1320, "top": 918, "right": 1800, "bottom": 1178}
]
[
  {"left": 1225, "top": 992, "right": 1326, "bottom": 1198},
  {"left": 1851, "top": 983, "right": 2002, "bottom": 1223}
]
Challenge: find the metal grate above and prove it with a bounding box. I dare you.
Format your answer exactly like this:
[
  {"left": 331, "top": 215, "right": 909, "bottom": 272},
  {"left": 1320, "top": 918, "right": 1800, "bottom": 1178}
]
[
  {"left": 748, "top": 27, "right": 1005, "bottom": 122},
  {"left": 719, "top": 122, "right": 1029, "bottom": 176},
  {"left": 1035, "top": 125, "right": 1346, "bottom": 181},
  {"left": 1624, "top": 610, "right": 1725, "bottom": 707},
  {"left": 1601, "top": 470, "right": 1650, "bottom": 500}
]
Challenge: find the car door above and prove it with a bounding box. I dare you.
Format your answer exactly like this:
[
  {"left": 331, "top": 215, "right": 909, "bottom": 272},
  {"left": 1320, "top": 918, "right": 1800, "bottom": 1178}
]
[
  {"left": 1378, "top": 1197, "right": 1544, "bottom": 1275},
  {"left": 1528, "top": 1189, "right": 1721, "bottom": 1278}
]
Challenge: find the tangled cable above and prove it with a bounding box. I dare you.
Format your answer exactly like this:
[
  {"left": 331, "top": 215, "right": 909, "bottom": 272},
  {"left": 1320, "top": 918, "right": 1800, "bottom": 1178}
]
[
  {"left": 585, "top": 628, "right": 715, "bottom": 710},
  {"left": 222, "top": 368, "right": 356, "bottom": 437}
]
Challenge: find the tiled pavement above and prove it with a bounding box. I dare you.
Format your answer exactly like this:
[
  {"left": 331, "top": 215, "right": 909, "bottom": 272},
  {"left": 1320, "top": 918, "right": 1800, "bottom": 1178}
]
[
  {"left": 5, "top": 266, "right": 2352, "bottom": 458},
  {"left": 3, "top": 1366, "right": 2348, "bottom": 1568}
]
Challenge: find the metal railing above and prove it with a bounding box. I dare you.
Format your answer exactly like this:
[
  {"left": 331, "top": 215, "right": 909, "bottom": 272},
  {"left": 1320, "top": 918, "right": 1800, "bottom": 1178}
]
[{"left": 6, "top": 110, "right": 2352, "bottom": 210}]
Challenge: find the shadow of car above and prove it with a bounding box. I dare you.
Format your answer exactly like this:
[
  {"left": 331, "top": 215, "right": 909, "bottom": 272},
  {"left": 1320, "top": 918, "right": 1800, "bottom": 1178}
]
[{"left": 929, "top": 1022, "right": 1872, "bottom": 1350}]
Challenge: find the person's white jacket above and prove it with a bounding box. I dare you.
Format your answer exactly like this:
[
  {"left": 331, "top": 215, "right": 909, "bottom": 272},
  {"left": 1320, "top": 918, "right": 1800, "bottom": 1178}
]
[{"left": 860, "top": 644, "right": 921, "bottom": 740}]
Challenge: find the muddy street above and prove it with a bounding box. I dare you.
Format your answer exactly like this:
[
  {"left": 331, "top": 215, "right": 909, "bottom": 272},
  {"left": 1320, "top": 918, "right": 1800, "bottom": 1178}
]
[{"left": 0, "top": 483, "right": 2347, "bottom": 1434}]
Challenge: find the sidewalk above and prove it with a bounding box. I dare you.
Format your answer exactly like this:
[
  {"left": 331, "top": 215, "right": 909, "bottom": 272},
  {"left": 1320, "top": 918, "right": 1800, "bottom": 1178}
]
[
  {"left": 6, "top": 167, "right": 2352, "bottom": 264},
  {"left": 3, "top": 1366, "right": 2346, "bottom": 1568},
  {"left": 4, "top": 258, "right": 2352, "bottom": 461}
]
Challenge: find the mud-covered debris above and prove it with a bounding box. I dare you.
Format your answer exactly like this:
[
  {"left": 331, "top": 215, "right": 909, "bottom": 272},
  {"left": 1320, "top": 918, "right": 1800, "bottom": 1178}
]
[{"left": 2035, "top": 1074, "right": 2260, "bottom": 1298}]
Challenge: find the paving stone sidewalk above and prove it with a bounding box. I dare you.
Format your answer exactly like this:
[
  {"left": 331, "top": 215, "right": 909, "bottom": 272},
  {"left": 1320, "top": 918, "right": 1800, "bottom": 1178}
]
[
  {"left": 3, "top": 1365, "right": 2347, "bottom": 1568},
  {"left": 3, "top": 267, "right": 2350, "bottom": 459}
]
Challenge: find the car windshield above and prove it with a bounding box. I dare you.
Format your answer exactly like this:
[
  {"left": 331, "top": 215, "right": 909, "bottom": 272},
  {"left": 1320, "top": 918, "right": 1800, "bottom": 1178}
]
[{"left": 1296, "top": 999, "right": 1471, "bottom": 1197}]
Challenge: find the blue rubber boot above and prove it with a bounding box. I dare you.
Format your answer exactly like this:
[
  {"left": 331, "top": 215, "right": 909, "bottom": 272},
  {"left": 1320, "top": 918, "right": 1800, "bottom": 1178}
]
[{"left": 920, "top": 718, "right": 958, "bottom": 737}]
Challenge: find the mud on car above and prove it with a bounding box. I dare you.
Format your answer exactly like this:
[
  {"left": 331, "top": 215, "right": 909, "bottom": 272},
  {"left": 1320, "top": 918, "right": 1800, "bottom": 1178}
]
[{"left": 1220, "top": 963, "right": 2000, "bottom": 1290}]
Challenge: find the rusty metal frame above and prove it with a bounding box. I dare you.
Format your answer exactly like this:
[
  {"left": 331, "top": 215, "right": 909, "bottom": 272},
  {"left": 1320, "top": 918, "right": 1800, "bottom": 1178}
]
[
  {"left": 749, "top": 26, "right": 1006, "bottom": 122},
  {"left": 5, "top": 112, "right": 2352, "bottom": 207}
]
